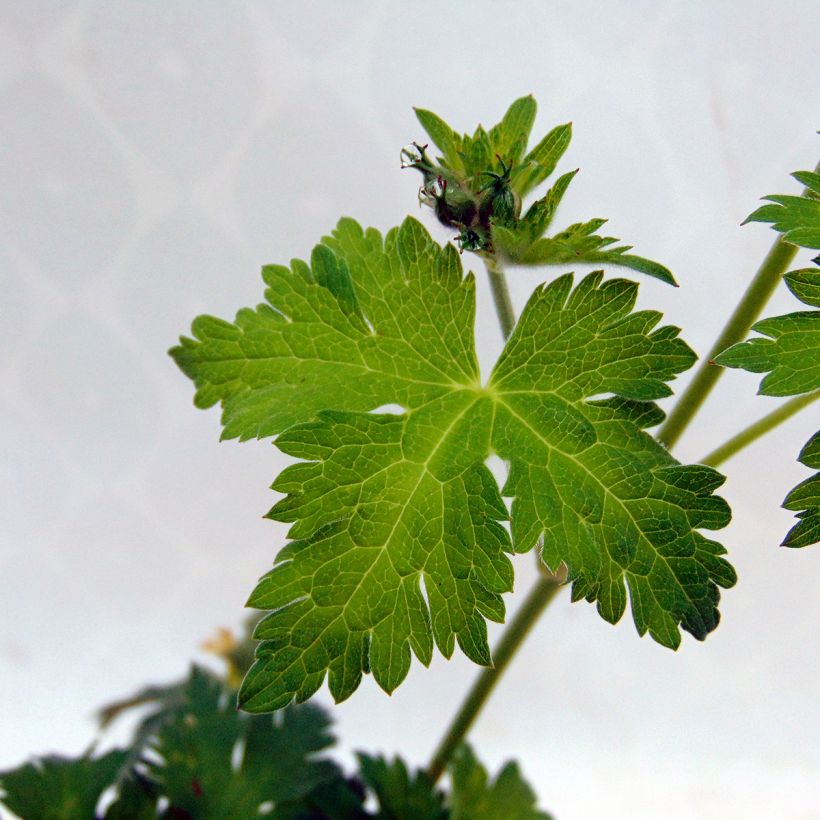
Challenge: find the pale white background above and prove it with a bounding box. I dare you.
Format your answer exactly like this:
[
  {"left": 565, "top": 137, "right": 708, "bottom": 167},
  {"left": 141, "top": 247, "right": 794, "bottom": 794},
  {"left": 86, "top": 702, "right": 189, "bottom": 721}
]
[{"left": 2, "top": 2, "right": 819, "bottom": 818}]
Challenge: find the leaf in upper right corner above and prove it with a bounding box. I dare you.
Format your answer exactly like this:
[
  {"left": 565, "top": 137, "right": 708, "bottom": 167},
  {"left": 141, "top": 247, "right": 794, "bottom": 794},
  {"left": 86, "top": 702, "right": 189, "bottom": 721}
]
[
  {"left": 448, "top": 745, "right": 552, "bottom": 820},
  {"left": 715, "top": 270, "right": 820, "bottom": 547},
  {"left": 744, "top": 169, "right": 820, "bottom": 248},
  {"left": 714, "top": 269, "right": 820, "bottom": 397},
  {"left": 716, "top": 165, "right": 820, "bottom": 547}
]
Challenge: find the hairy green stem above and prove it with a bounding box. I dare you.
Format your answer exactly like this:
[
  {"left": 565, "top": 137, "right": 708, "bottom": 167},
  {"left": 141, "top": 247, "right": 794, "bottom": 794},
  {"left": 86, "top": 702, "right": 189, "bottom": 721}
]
[
  {"left": 658, "top": 162, "right": 820, "bottom": 450},
  {"left": 700, "top": 390, "right": 820, "bottom": 468},
  {"left": 656, "top": 236, "right": 799, "bottom": 449},
  {"left": 484, "top": 253, "right": 517, "bottom": 339},
  {"left": 426, "top": 573, "right": 563, "bottom": 783},
  {"left": 426, "top": 252, "right": 561, "bottom": 784}
]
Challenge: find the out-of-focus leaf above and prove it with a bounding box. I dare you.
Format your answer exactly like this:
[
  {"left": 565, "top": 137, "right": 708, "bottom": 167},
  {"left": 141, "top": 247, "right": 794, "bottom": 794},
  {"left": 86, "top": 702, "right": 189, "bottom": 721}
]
[
  {"left": 448, "top": 744, "right": 551, "bottom": 820},
  {"left": 0, "top": 750, "right": 127, "bottom": 820}
]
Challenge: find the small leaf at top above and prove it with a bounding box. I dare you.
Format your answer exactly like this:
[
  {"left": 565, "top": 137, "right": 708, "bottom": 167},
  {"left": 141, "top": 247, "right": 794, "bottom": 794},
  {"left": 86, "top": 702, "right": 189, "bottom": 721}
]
[
  {"left": 516, "top": 122, "right": 573, "bottom": 196},
  {"left": 414, "top": 107, "right": 463, "bottom": 172},
  {"left": 496, "top": 95, "right": 538, "bottom": 164},
  {"left": 402, "top": 98, "right": 673, "bottom": 281}
]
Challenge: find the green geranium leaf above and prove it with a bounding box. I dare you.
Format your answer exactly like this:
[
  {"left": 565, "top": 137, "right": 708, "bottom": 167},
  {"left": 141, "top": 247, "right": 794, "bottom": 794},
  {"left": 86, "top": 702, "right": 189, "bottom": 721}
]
[
  {"left": 717, "top": 164, "right": 820, "bottom": 547},
  {"left": 744, "top": 169, "right": 820, "bottom": 248},
  {"left": 357, "top": 754, "right": 447, "bottom": 819},
  {"left": 0, "top": 750, "right": 128, "bottom": 820},
  {"left": 173, "top": 216, "right": 734, "bottom": 711},
  {"left": 715, "top": 162, "right": 820, "bottom": 547},
  {"left": 714, "top": 270, "right": 819, "bottom": 396},
  {"left": 449, "top": 744, "right": 552, "bottom": 820},
  {"left": 148, "top": 667, "right": 341, "bottom": 816},
  {"left": 714, "top": 314, "right": 819, "bottom": 395},
  {"left": 783, "top": 431, "right": 820, "bottom": 547}
]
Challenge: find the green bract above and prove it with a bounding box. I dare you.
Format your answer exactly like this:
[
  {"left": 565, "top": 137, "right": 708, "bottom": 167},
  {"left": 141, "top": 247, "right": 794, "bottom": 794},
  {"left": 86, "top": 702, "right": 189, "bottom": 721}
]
[
  {"left": 172, "top": 216, "right": 735, "bottom": 712},
  {"left": 716, "top": 168, "right": 820, "bottom": 547},
  {"left": 406, "top": 95, "right": 676, "bottom": 284}
]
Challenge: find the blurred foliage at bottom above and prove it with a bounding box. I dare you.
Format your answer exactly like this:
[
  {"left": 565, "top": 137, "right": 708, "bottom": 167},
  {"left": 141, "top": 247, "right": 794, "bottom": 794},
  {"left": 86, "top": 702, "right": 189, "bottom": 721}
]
[{"left": 1, "top": 625, "right": 551, "bottom": 819}]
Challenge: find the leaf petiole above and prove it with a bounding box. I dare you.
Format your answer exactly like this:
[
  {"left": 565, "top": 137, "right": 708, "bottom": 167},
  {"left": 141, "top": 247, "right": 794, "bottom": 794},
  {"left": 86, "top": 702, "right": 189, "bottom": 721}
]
[
  {"left": 427, "top": 251, "right": 562, "bottom": 784},
  {"left": 700, "top": 390, "right": 820, "bottom": 468},
  {"left": 657, "top": 160, "right": 820, "bottom": 451},
  {"left": 484, "top": 253, "right": 517, "bottom": 340},
  {"left": 656, "top": 235, "right": 799, "bottom": 449},
  {"left": 427, "top": 572, "right": 562, "bottom": 784}
]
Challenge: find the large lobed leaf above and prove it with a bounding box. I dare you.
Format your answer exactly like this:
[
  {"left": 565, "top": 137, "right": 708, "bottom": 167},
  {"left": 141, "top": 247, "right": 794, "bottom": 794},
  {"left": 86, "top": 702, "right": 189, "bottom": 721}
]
[
  {"left": 172, "top": 216, "right": 734, "bottom": 711},
  {"left": 716, "top": 165, "right": 820, "bottom": 547}
]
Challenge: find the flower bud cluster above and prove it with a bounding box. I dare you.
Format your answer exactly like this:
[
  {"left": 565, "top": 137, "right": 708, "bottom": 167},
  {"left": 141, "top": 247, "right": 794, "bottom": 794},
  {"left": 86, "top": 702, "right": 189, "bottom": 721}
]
[{"left": 400, "top": 143, "right": 521, "bottom": 253}]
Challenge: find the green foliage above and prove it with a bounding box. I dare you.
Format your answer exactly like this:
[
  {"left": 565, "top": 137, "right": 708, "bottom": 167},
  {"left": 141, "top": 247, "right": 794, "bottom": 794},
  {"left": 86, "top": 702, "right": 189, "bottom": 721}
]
[
  {"left": 716, "top": 168, "right": 820, "bottom": 546},
  {"left": 353, "top": 747, "right": 550, "bottom": 820},
  {"left": 449, "top": 745, "right": 552, "bottom": 820},
  {"left": 744, "top": 169, "right": 820, "bottom": 248},
  {"left": 172, "top": 214, "right": 734, "bottom": 712},
  {"left": 149, "top": 667, "right": 341, "bottom": 816},
  {"left": 783, "top": 431, "right": 820, "bottom": 547},
  {"left": 715, "top": 270, "right": 819, "bottom": 396},
  {"left": 104, "top": 774, "right": 157, "bottom": 819},
  {"left": 0, "top": 750, "right": 127, "bottom": 820},
  {"left": 405, "top": 97, "right": 675, "bottom": 284},
  {"left": 357, "top": 754, "right": 447, "bottom": 819},
  {"left": 0, "top": 667, "right": 551, "bottom": 819}
]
